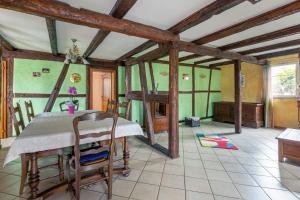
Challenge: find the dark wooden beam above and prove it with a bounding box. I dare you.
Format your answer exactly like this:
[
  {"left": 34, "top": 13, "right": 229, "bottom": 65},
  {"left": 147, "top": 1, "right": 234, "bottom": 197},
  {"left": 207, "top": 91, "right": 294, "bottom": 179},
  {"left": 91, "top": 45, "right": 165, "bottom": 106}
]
[
  {"left": 138, "top": 62, "right": 155, "bottom": 145},
  {"left": 45, "top": 18, "right": 58, "bottom": 56},
  {"left": 178, "top": 41, "right": 261, "bottom": 64},
  {"left": 192, "top": 65, "right": 195, "bottom": 116},
  {"left": 181, "top": 24, "right": 300, "bottom": 62},
  {"left": 257, "top": 47, "right": 300, "bottom": 60},
  {"left": 234, "top": 60, "right": 242, "bottom": 133},
  {"left": 83, "top": 0, "right": 137, "bottom": 58},
  {"left": 195, "top": 57, "right": 221, "bottom": 65},
  {"left": 169, "top": 0, "right": 247, "bottom": 34},
  {"left": 0, "top": 34, "right": 15, "bottom": 51},
  {"left": 86, "top": 65, "right": 90, "bottom": 109},
  {"left": 241, "top": 39, "right": 300, "bottom": 55},
  {"left": 125, "top": 44, "right": 170, "bottom": 66},
  {"left": 44, "top": 63, "right": 70, "bottom": 112},
  {"left": 6, "top": 57, "right": 13, "bottom": 137},
  {"left": 0, "top": 0, "right": 178, "bottom": 43},
  {"left": 193, "top": 1, "right": 300, "bottom": 45},
  {"left": 148, "top": 62, "right": 155, "bottom": 92},
  {"left": 206, "top": 68, "right": 213, "bottom": 118},
  {"left": 117, "top": 0, "right": 246, "bottom": 61},
  {"left": 14, "top": 93, "right": 86, "bottom": 98},
  {"left": 168, "top": 45, "right": 179, "bottom": 158},
  {"left": 125, "top": 65, "right": 132, "bottom": 120}
]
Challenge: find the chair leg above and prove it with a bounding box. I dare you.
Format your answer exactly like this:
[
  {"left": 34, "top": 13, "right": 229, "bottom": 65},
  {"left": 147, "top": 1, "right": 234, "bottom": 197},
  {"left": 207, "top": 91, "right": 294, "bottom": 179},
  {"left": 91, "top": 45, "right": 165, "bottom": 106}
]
[
  {"left": 58, "top": 154, "right": 64, "bottom": 181},
  {"left": 107, "top": 164, "right": 113, "bottom": 200},
  {"left": 19, "top": 155, "right": 29, "bottom": 195}
]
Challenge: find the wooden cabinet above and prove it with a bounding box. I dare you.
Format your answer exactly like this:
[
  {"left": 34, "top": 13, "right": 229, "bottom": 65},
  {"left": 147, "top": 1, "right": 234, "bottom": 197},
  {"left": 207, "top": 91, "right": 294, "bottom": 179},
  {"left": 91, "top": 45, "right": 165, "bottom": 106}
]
[
  {"left": 213, "top": 102, "right": 264, "bottom": 128},
  {"left": 151, "top": 102, "right": 169, "bottom": 133}
]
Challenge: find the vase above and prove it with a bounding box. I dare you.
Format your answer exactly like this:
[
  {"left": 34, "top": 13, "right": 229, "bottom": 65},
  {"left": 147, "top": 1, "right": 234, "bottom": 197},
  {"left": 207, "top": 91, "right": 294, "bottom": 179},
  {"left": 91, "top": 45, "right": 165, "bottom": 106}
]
[{"left": 68, "top": 105, "right": 76, "bottom": 115}]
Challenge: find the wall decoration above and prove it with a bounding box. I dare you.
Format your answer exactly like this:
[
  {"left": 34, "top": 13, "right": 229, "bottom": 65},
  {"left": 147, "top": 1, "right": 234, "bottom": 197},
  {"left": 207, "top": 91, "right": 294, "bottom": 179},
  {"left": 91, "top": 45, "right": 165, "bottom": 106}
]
[
  {"left": 199, "top": 74, "right": 206, "bottom": 79},
  {"left": 42, "top": 68, "right": 50, "bottom": 73},
  {"left": 160, "top": 71, "right": 168, "bottom": 76},
  {"left": 32, "top": 72, "right": 41, "bottom": 77},
  {"left": 70, "top": 73, "right": 81, "bottom": 83},
  {"left": 240, "top": 73, "right": 245, "bottom": 87},
  {"left": 182, "top": 73, "right": 189, "bottom": 80}
]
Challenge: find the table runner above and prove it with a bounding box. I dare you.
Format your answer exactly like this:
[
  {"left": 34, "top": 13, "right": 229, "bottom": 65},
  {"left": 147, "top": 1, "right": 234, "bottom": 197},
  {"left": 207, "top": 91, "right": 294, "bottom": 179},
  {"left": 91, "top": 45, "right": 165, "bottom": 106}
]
[{"left": 4, "top": 111, "right": 143, "bottom": 165}]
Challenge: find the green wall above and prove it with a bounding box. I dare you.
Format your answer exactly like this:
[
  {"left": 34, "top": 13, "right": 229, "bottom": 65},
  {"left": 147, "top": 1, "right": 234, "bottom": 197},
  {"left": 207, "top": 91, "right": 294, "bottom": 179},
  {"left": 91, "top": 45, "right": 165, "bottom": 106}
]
[
  {"left": 13, "top": 59, "right": 86, "bottom": 132},
  {"left": 117, "top": 62, "right": 221, "bottom": 124}
]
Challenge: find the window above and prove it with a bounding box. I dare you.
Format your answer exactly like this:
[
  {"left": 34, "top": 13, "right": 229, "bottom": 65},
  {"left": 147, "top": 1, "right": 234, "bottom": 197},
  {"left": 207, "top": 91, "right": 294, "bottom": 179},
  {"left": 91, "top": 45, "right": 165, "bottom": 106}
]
[{"left": 271, "top": 63, "right": 298, "bottom": 97}]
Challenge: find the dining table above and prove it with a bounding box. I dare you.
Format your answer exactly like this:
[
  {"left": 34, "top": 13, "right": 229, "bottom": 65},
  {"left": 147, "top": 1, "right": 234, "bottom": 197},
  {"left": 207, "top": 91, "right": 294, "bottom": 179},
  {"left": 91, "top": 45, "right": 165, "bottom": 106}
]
[{"left": 4, "top": 110, "right": 144, "bottom": 199}]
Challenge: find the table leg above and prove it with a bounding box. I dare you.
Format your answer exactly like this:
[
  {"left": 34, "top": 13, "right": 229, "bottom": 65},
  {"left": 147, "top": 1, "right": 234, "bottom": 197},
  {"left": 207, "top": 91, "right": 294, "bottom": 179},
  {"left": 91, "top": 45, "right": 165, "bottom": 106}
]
[
  {"left": 122, "top": 137, "right": 130, "bottom": 176},
  {"left": 29, "top": 153, "right": 40, "bottom": 199}
]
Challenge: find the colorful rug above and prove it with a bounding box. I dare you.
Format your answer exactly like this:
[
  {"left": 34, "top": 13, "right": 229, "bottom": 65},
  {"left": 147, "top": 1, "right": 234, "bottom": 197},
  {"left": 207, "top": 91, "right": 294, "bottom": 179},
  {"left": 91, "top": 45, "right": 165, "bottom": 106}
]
[{"left": 196, "top": 133, "right": 238, "bottom": 150}]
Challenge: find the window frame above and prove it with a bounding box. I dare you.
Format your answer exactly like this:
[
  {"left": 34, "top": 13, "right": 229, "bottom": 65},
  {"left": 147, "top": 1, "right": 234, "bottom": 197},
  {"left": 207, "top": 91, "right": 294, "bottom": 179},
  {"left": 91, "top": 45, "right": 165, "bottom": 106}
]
[{"left": 271, "top": 62, "right": 300, "bottom": 99}]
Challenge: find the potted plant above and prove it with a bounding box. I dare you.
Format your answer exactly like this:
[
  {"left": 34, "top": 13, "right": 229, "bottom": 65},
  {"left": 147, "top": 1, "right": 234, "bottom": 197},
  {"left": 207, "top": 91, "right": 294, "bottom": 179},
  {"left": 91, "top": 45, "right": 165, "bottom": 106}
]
[{"left": 66, "top": 86, "right": 78, "bottom": 114}]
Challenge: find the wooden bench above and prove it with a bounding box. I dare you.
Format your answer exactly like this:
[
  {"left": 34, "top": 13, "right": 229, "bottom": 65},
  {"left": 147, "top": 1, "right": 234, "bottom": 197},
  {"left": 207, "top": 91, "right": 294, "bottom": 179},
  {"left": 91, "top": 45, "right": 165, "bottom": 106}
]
[{"left": 277, "top": 129, "right": 300, "bottom": 162}]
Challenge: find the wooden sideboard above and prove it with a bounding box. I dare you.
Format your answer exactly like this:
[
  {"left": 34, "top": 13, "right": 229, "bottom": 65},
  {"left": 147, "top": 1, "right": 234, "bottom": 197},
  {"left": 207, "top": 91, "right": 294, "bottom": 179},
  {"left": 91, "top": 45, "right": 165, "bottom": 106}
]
[{"left": 213, "top": 102, "right": 264, "bottom": 128}]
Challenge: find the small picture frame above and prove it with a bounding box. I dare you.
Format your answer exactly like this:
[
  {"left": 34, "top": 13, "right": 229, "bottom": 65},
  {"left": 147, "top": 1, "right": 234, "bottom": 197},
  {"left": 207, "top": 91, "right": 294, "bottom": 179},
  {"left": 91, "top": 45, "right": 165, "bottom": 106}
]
[
  {"left": 42, "top": 68, "right": 50, "bottom": 73},
  {"left": 33, "top": 72, "right": 41, "bottom": 77}
]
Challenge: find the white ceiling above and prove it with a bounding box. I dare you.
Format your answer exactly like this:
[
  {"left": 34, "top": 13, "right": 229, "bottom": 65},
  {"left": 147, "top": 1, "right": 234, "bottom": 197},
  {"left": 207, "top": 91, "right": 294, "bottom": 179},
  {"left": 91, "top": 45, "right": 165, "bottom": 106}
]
[{"left": 0, "top": 0, "right": 299, "bottom": 61}]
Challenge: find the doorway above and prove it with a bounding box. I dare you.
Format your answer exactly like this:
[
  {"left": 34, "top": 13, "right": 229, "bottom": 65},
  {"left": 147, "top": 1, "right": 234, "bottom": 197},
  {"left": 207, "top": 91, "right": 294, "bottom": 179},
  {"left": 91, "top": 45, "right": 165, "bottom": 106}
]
[{"left": 90, "top": 68, "right": 116, "bottom": 111}]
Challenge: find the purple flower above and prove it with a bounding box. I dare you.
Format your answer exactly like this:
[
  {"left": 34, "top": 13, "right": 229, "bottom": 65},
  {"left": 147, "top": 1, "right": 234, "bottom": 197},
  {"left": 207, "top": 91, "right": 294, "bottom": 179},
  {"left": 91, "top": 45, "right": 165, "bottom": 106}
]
[{"left": 68, "top": 86, "right": 77, "bottom": 95}]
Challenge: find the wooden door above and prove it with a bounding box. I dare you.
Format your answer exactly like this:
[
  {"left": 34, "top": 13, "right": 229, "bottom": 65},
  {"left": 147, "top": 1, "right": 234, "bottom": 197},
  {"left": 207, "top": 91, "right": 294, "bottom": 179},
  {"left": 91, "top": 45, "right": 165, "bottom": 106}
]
[{"left": 101, "top": 76, "right": 112, "bottom": 111}]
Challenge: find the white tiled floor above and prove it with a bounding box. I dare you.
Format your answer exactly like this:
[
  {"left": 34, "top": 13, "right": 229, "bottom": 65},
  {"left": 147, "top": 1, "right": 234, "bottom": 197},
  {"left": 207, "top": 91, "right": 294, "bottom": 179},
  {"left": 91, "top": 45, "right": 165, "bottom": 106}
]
[{"left": 0, "top": 121, "right": 300, "bottom": 200}]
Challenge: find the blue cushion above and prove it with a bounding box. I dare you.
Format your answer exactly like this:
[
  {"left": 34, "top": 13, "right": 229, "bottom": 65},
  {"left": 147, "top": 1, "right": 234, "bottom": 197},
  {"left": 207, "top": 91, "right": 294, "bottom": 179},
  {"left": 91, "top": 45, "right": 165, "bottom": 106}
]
[{"left": 80, "top": 150, "right": 109, "bottom": 164}]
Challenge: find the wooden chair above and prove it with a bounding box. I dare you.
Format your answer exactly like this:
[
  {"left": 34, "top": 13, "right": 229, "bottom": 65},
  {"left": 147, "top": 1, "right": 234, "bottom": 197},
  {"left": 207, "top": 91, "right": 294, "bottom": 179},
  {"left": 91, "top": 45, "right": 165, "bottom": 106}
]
[
  {"left": 106, "top": 99, "right": 118, "bottom": 114},
  {"left": 59, "top": 101, "right": 79, "bottom": 112},
  {"left": 24, "top": 100, "right": 35, "bottom": 122},
  {"left": 9, "top": 103, "right": 64, "bottom": 195},
  {"left": 118, "top": 100, "right": 131, "bottom": 120},
  {"left": 66, "top": 112, "right": 118, "bottom": 200}
]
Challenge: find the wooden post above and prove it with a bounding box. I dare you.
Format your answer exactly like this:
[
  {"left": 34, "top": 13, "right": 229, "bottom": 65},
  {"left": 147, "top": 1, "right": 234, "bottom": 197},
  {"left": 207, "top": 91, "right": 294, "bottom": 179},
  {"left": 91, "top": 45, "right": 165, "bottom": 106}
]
[
  {"left": 138, "top": 62, "right": 155, "bottom": 145},
  {"left": 6, "top": 56, "right": 13, "bottom": 137},
  {"left": 125, "top": 65, "right": 132, "bottom": 120},
  {"left": 168, "top": 44, "right": 179, "bottom": 158},
  {"left": 149, "top": 62, "right": 155, "bottom": 92},
  {"left": 86, "top": 65, "right": 90, "bottom": 109},
  {"left": 234, "top": 60, "right": 242, "bottom": 133},
  {"left": 192, "top": 65, "right": 195, "bottom": 116},
  {"left": 44, "top": 63, "right": 70, "bottom": 112},
  {"left": 206, "top": 67, "right": 213, "bottom": 117}
]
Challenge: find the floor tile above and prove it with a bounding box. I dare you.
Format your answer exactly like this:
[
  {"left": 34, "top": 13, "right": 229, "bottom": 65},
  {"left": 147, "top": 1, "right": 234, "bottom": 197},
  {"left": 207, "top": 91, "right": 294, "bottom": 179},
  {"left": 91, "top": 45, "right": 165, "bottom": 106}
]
[
  {"left": 157, "top": 186, "right": 185, "bottom": 200},
  {"left": 185, "top": 166, "right": 207, "bottom": 179},
  {"left": 228, "top": 172, "right": 258, "bottom": 186},
  {"left": 163, "top": 164, "right": 184, "bottom": 175},
  {"left": 119, "top": 169, "right": 142, "bottom": 182},
  {"left": 243, "top": 165, "right": 272, "bottom": 176},
  {"left": 235, "top": 184, "right": 270, "bottom": 200},
  {"left": 112, "top": 179, "right": 136, "bottom": 198},
  {"left": 252, "top": 175, "right": 287, "bottom": 190},
  {"left": 138, "top": 171, "right": 162, "bottom": 185},
  {"left": 161, "top": 174, "right": 184, "bottom": 189},
  {"left": 206, "top": 169, "right": 232, "bottom": 182},
  {"left": 223, "top": 163, "right": 247, "bottom": 173},
  {"left": 186, "top": 190, "right": 214, "bottom": 200},
  {"left": 144, "top": 160, "right": 165, "bottom": 173},
  {"left": 185, "top": 177, "right": 212, "bottom": 193},
  {"left": 203, "top": 161, "right": 225, "bottom": 171},
  {"left": 130, "top": 183, "right": 159, "bottom": 200},
  {"left": 263, "top": 188, "right": 299, "bottom": 200},
  {"left": 209, "top": 180, "right": 241, "bottom": 199}
]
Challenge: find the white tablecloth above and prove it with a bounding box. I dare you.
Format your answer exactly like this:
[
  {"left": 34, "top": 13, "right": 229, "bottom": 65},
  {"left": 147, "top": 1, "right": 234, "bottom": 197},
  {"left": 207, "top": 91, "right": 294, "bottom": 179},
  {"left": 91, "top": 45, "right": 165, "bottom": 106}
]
[{"left": 4, "top": 111, "right": 143, "bottom": 166}]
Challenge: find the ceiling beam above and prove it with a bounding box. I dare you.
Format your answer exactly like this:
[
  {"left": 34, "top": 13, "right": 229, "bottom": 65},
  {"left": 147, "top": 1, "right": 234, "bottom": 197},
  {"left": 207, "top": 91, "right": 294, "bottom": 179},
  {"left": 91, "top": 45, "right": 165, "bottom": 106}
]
[
  {"left": 0, "top": 0, "right": 178, "bottom": 43},
  {"left": 45, "top": 18, "right": 58, "bottom": 56},
  {"left": 181, "top": 24, "right": 300, "bottom": 62},
  {"left": 0, "top": 33, "right": 15, "bottom": 51},
  {"left": 257, "top": 47, "right": 300, "bottom": 60},
  {"left": 193, "top": 1, "right": 300, "bottom": 45},
  {"left": 83, "top": 0, "right": 137, "bottom": 58},
  {"left": 194, "top": 38, "right": 300, "bottom": 65},
  {"left": 178, "top": 41, "right": 262, "bottom": 65},
  {"left": 117, "top": 0, "right": 247, "bottom": 61}
]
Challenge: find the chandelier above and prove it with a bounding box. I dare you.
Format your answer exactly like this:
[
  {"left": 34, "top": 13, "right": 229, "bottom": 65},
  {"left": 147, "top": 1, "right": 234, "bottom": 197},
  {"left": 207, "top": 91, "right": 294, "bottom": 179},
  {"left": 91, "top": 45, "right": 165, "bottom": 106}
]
[{"left": 64, "top": 39, "right": 89, "bottom": 64}]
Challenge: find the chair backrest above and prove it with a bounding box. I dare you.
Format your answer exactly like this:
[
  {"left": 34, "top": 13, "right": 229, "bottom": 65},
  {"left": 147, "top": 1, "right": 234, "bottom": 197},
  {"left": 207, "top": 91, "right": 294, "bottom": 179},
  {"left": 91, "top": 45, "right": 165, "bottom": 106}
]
[
  {"left": 59, "top": 101, "right": 79, "bottom": 112},
  {"left": 25, "top": 100, "right": 35, "bottom": 122},
  {"left": 118, "top": 100, "right": 131, "bottom": 120},
  {"left": 106, "top": 99, "right": 118, "bottom": 114},
  {"left": 9, "top": 102, "right": 25, "bottom": 136},
  {"left": 72, "top": 112, "right": 118, "bottom": 167}
]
